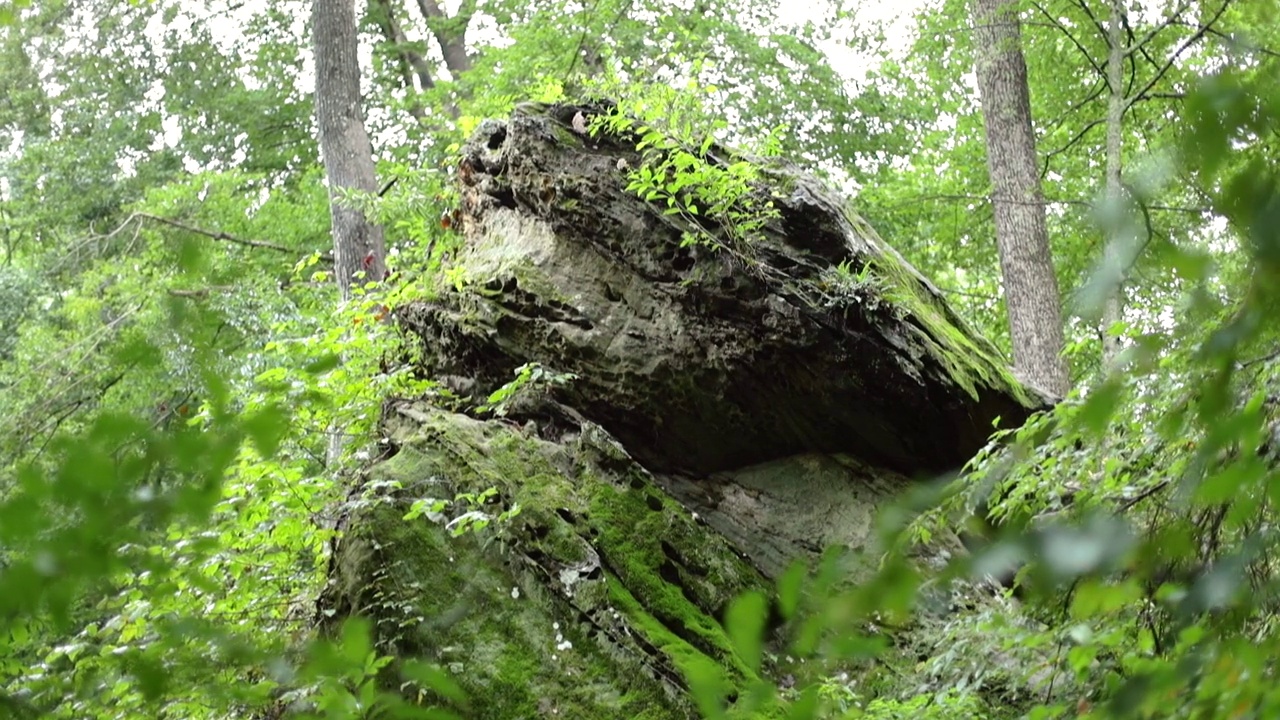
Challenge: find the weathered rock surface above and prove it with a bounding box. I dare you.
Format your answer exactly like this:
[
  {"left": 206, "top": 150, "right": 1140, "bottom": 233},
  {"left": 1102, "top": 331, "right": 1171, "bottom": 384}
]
[
  {"left": 321, "top": 100, "right": 1043, "bottom": 716},
  {"left": 324, "top": 405, "right": 751, "bottom": 718},
  {"left": 402, "top": 101, "right": 1033, "bottom": 477}
]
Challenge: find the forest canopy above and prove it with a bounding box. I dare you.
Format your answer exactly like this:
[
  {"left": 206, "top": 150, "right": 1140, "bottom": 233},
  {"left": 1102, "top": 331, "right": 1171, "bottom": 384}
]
[{"left": 0, "top": 0, "right": 1278, "bottom": 718}]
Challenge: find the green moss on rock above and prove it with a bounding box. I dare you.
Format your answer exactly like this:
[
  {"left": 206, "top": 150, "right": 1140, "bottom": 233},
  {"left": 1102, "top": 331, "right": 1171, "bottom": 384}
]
[{"left": 324, "top": 406, "right": 772, "bottom": 717}]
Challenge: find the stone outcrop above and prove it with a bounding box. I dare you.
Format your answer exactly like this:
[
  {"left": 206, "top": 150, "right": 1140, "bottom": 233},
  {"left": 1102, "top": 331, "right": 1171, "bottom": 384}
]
[{"left": 320, "top": 100, "right": 1043, "bottom": 717}]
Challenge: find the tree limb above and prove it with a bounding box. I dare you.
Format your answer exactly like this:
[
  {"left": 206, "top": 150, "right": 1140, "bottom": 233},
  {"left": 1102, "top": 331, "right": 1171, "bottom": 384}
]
[
  {"left": 1124, "top": 0, "right": 1234, "bottom": 112},
  {"left": 1120, "top": 9, "right": 1140, "bottom": 98},
  {"left": 1123, "top": 0, "right": 1193, "bottom": 57},
  {"left": 1041, "top": 117, "right": 1107, "bottom": 177},
  {"left": 1030, "top": 1, "right": 1104, "bottom": 77},
  {"left": 1039, "top": 78, "right": 1107, "bottom": 140},
  {"left": 136, "top": 212, "right": 332, "bottom": 263},
  {"left": 1120, "top": 9, "right": 1163, "bottom": 80},
  {"left": 564, "top": 0, "right": 605, "bottom": 81},
  {"left": 1132, "top": 91, "right": 1186, "bottom": 102},
  {"left": 1068, "top": 0, "right": 1108, "bottom": 43},
  {"left": 415, "top": 0, "right": 473, "bottom": 75},
  {"left": 370, "top": 0, "right": 435, "bottom": 124},
  {"left": 167, "top": 285, "right": 237, "bottom": 298},
  {"left": 1197, "top": 24, "right": 1280, "bottom": 59},
  {"left": 887, "top": 192, "right": 1209, "bottom": 216}
]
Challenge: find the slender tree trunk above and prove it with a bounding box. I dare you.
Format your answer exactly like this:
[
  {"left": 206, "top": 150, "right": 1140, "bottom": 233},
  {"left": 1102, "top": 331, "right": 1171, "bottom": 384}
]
[
  {"left": 370, "top": 0, "right": 433, "bottom": 123},
  {"left": 1100, "top": 0, "right": 1126, "bottom": 364},
  {"left": 971, "top": 0, "right": 1071, "bottom": 398},
  {"left": 313, "top": 0, "right": 387, "bottom": 301},
  {"left": 415, "top": 0, "right": 473, "bottom": 76}
]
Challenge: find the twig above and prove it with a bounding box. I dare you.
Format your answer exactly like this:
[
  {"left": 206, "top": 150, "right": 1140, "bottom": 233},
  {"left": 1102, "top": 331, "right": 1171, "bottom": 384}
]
[
  {"left": 1041, "top": 117, "right": 1107, "bottom": 176},
  {"left": 563, "top": 0, "right": 604, "bottom": 81},
  {"left": 1241, "top": 348, "right": 1280, "bottom": 369},
  {"left": 138, "top": 212, "right": 308, "bottom": 256},
  {"left": 1118, "top": 479, "right": 1170, "bottom": 512},
  {"left": 1123, "top": 0, "right": 1234, "bottom": 112},
  {"left": 888, "top": 192, "right": 1209, "bottom": 216},
  {"left": 1198, "top": 25, "right": 1280, "bottom": 59},
  {"left": 1030, "top": 1, "right": 1105, "bottom": 77}
]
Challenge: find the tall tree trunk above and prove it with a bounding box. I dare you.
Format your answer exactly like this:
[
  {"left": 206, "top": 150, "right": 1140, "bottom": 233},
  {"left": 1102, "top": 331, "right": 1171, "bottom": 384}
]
[
  {"left": 415, "top": 0, "right": 473, "bottom": 76},
  {"left": 971, "top": 0, "right": 1071, "bottom": 398},
  {"left": 314, "top": 0, "right": 387, "bottom": 301},
  {"left": 1100, "top": 0, "right": 1126, "bottom": 365}
]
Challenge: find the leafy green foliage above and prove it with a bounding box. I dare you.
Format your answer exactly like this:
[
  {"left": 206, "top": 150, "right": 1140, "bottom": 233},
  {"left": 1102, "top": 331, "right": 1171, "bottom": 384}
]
[
  {"left": 2, "top": 0, "right": 1279, "bottom": 717},
  {"left": 591, "top": 84, "right": 783, "bottom": 252},
  {"left": 403, "top": 486, "right": 523, "bottom": 539},
  {"left": 821, "top": 686, "right": 990, "bottom": 720},
  {"left": 478, "top": 362, "right": 577, "bottom": 418}
]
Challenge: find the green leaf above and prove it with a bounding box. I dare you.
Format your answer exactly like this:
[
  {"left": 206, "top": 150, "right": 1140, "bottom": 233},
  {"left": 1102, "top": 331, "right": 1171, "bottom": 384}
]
[
  {"left": 776, "top": 561, "right": 805, "bottom": 620},
  {"left": 684, "top": 656, "right": 726, "bottom": 720},
  {"left": 1077, "top": 378, "right": 1123, "bottom": 436},
  {"left": 304, "top": 354, "right": 343, "bottom": 375},
  {"left": 724, "top": 590, "right": 767, "bottom": 672},
  {"left": 243, "top": 405, "right": 290, "bottom": 459},
  {"left": 400, "top": 660, "right": 469, "bottom": 706},
  {"left": 786, "top": 684, "right": 821, "bottom": 720}
]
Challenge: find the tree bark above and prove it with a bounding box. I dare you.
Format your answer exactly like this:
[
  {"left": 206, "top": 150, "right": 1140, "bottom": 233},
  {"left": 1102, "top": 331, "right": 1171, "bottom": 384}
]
[
  {"left": 415, "top": 0, "right": 473, "bottom": 76},
  {"left": 313, "top": 0, "right": 387, "bottom": 301},
  {"left": 1100, "top": 0, "right": 1126, "bottom": 365},
  {"left": 971, "top": 0, "right": 1071, "bottom": 398}
]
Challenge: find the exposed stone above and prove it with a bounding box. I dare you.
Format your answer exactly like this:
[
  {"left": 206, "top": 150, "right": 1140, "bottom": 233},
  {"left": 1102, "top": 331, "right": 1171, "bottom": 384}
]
[{"left": 323, "top": 100, "right": 1043, "bottom": 716}]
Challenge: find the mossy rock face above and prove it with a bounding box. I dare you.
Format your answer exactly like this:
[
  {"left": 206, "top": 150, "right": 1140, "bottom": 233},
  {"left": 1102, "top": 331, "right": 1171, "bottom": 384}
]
[{"left": 323, "top": 404, "right": 769, "bottom": 718}]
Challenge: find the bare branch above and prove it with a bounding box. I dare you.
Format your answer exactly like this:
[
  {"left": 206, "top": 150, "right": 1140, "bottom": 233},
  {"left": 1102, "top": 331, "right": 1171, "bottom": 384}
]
[
  {"left": 136, "top": 212, "right": 331, "bottom": 262},
  {"left": 1041, "top": 117, "right": 1107, "bottom": 177},
  {"left": 1132, "top": 91, "right": 1186, "bottom": 102},
  {"left": 1069, "top": 0, "right": 1109, "bottom": 43},
  {"left": 564, "top": 0, "right": 605, "bottom": 81},
  {"left": 371, "top": 0, "right": 435, "bottom": 95},
  {"left": 1124, "top": 0, "right": 1234, "bottom": 111},
  {"left": 1241, "top": 347, "right": 1280, "bottom": 369},
  {"left": 1118, "top": 478, "right": 1170, "bottom": 512},
  {"left": 1039, "top": 78, "right": 1107, "bottom": 139},
  {"left": 1030, "top": 1, "right": 1104, "bottom": 77},
  {"left": 1198, "top": 25, "right": 1280, "bottom": 59},
  {"left": 166, "top": 285, "right": 237, "bottom": 298},
  {"left": 415, "top": 0, "right": 473, "bottom": 75},
  {"left": 886, "top": 192, "right": 1210, "bottom": 216},
  {"left": 1123, "top": 0, "right": 1193, "bottom": 57},
  {"left": 1120, "top": 9, "right": 1163, "bottom": 77},
  {"left": 456, "top": 0, "right": 478, "bottom": 27},
  {"left": 935, "top": 285, "right": 1002, "bottom": 301},
  {"left": 1120, "top": 9, "right": 1140, "bottom": 98}
]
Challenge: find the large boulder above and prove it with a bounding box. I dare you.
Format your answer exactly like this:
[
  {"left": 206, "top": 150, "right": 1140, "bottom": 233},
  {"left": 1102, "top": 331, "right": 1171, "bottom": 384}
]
[{"left": 321, "top": 100, "right": 1043, "bottom": 716}]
